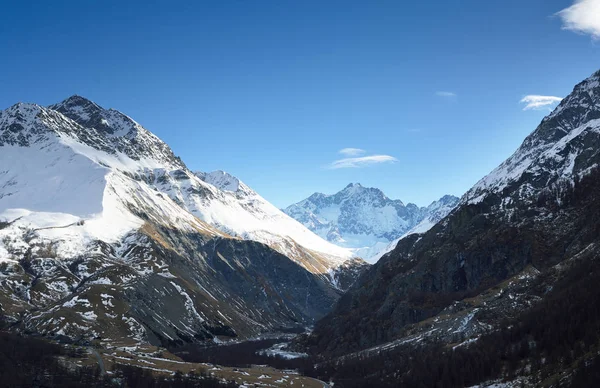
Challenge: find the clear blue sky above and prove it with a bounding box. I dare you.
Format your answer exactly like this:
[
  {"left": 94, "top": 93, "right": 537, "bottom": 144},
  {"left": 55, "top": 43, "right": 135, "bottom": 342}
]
[{"left": 1, "top": 0, "right": 599, "bottom": 207}]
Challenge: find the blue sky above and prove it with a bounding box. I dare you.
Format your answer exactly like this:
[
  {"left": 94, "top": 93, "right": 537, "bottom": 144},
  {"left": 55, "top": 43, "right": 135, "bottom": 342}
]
[{"left": 1, "top": 1, "right": 599, "bottom": 207}]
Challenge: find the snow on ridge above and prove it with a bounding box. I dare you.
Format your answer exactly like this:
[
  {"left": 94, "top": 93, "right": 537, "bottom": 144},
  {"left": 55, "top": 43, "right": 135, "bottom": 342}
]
[
  {"left": 1, "top": 97, "right": 354, "bottom": 271},
  {"left": 50, "top": 97, "right": 354, "bottom": 265},
  {"left": 545, "top": 70, "right": 600, "bottom": 122},
  {"left": 461, "top": 92, "right": 600, "bottom": 204},
  {"left": 463, "top": 69, "right": 600, "bottom": 206},
  {"left": 186, "top": 170, "right": 354, "bottom": 264},
  {"left": 0, "top": 144, "right": 108, "bottom": 217},
  {"left": 0, "top": 102, "right": 217, "bottom": 260},
  {"left": 196, "top": 170, "right": 242, "bottom": 193}
]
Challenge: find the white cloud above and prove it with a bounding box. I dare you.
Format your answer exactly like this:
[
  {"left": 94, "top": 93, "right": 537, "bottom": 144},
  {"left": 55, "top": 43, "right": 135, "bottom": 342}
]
[
  {"left": 328, "top": 155, "right": 398, "bottom": 169},
  {"left": 520, "top": 95, "right": 563, "bottom": 110},
  {"left": 436, "top": 91, "right": 457, "bottom": 98},
  {"left": 557, "top": 0, "right": 600, "bottom": 39},
  {"left": 339, "top": 148, "right": 366, "bottom": 156}
]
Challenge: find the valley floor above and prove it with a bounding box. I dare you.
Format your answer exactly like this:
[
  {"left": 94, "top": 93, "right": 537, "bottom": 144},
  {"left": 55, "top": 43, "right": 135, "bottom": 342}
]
[
  {"left": 92, "top": 345, "right": 329, "bottom": 387},
  {"left": 0, "top": 329, "right": 331, "bottom": 388}
]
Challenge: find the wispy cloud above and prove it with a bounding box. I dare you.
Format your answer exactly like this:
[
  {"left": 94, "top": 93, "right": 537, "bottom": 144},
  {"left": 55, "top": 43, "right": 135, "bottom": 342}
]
[
  {"left": 338, "top": 148, "right": 366, "bottom": 156},
  {"left": 435, "top": 91, "right": 457, "bottom": 98},
  {"left": 328, "top": 154, "right": 398, "bottom": 169},
  {"left": 520, "top": 95, "right": 563, "bottom": 110},
  {"left": 556, "top": 0, "right": 600, "bottom": 39}
]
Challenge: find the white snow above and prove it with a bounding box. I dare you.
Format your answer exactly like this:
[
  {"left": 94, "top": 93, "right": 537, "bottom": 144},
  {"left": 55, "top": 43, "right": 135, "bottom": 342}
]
[
  {"left": 198, "top": 170, "right": 241, "bottom": 192},
  {"left": 0, "top": 144, "right": 107, "bottom": 216},
  {"left": 170, "top": 281, "right": 205, "bottom": 323}
]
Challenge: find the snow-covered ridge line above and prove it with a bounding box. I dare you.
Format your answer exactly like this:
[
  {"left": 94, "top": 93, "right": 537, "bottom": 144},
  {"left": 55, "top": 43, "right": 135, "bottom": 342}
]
[
  {"left": 463, "top": 69, "right": 600, "bottom": 206},
  {"left": 0, "top": 95, "right": 355, "bottom": 275}
]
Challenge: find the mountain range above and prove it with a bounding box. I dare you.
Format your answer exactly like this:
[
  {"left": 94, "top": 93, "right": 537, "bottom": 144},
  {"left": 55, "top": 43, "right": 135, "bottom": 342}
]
[
  {"left": 3, "top": 68, "right": 600, "bottom": 387},
  {"left": 284, "top": 185, "right": 458, "bottom": 262},
  {"left": 0, "top": 95, "right": 368, "bottom": 348}
]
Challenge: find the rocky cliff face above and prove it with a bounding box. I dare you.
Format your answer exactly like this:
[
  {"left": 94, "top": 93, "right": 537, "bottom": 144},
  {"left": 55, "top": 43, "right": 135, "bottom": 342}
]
[
  {"left": 284, "top": 184, "right": 458, "bottom": 261},
  {"left": 307, "top": 69, "right": 600, "bottom": 356},
  {"left": 0, "top": 96, "right": 365, "bottom": 348}
]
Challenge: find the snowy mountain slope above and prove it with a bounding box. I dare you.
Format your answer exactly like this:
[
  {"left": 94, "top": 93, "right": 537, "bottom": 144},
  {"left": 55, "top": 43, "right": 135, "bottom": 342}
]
[
  {"left": 48, "top": 97, "right": 357, "bottom": 271},
  {"left": 0, "top": 101, "right": 218, "bottom": 254},
  {"left": 187, "top": 170, "right": 354, "bottom": 267},
  {"left": 196, "top": 170, "right": 243, "bottom": 192},
  {"left": 0, "top": 96, "right": 366, "bottom": 347},
  {"left": 284, "top": 184, "right": 458, "bottom": 262}
]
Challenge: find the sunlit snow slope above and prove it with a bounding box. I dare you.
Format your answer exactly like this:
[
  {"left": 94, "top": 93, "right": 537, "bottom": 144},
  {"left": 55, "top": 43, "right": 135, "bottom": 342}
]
[{"left": 0, "top": 96, "right": 355, "bottom": 273}]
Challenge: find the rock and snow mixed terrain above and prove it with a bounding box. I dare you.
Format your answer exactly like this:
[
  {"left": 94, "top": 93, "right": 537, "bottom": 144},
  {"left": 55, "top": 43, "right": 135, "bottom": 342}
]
[
  {"left": 0, "top": 95, "right": 367, "bottom": 347},
  {"left": 308, "top": 69, "right": 600, "bottom": 362},
  {"left": 284, "top": 184, "right": 458, "bottom": 262},
  {"left": 463, "top": 71, "right": 600, "bottom": 208},
  {"left": 1, "top": 96, "right": 355, "bottom": 270}
]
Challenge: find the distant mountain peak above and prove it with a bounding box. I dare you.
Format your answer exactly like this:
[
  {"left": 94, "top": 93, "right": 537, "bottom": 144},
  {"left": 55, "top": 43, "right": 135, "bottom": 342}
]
[
  {"left": 344, "top": 182, "right": 363, "bottom": 189},
  {"left": 284, "top": 184, "right": 459, "bottom": 262},
  {"left": 5, "top": 101, "right": 43, "bottom": 114}
]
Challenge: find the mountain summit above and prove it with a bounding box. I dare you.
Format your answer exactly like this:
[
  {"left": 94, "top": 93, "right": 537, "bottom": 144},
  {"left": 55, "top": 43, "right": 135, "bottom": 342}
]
[{"left": 284, "top": 184, "right": 459, "bottom": 261}]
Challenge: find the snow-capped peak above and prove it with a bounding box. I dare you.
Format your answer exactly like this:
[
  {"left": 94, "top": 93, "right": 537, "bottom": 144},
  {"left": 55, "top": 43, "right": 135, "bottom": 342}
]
[
  {"left": 544, "top": 69, "right": 600, "bottom": 125},
  {"left": 1, "top": 96, "right": 356, "bottom": 276},
  {"left": 1, "top": 102, "right": 78, "bottom": 147},
  {"left": 47, "top": 97, "right": 186, "bottom": 170},
  {"left": 284, "top": 184, "right": 458, "bottom": 262},
  {"left": 338, "top": 182, "right": 395, "bottom": 203},
  {"left": 51, "top": 95, "right": 102, "bottom": 119}
]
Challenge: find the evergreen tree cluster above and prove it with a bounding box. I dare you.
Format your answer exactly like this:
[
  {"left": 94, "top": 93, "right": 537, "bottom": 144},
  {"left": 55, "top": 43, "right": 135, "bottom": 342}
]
[{"left": 0, "top": 330, "right": 237, "bottom": 387}]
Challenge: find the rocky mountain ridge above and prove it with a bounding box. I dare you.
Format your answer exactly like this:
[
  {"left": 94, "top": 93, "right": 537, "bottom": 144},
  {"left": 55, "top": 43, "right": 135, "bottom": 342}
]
[{"left": 284, "top": 184, "right": 458, "bottom": 262}]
